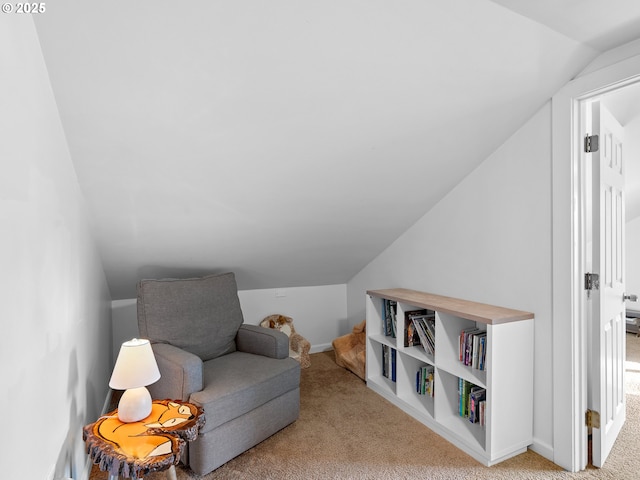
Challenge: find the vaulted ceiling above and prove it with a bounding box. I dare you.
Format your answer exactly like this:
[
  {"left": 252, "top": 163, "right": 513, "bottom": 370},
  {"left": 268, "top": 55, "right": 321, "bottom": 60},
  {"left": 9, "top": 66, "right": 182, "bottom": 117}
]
[{"left": 33, "top": 1, "right": 640, "bottom": 299}]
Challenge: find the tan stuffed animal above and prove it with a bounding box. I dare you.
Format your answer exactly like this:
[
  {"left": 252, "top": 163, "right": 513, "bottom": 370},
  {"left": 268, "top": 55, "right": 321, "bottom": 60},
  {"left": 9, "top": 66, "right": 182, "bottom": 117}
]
[
  {"left": 332, "top": 320, "right": 366, "bottom": 380},
  {"left": 260, "top": 314, "right": 311, "bottom": 368}
]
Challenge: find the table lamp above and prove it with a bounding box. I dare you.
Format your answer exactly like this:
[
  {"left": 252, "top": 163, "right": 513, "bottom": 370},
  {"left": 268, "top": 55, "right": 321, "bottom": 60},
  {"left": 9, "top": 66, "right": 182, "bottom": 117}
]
[{"left": 109, "top": 338, "right": 161, "bottom": 422}]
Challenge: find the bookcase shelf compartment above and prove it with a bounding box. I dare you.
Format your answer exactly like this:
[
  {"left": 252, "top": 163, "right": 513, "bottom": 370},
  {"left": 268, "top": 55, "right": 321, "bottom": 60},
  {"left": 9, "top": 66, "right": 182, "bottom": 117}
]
[
  {"left": 396, "top": 351, "right": 435, "bottom": 418},
  {"left": 437, "top": 312, "right": 487, "bottom": 387},
  {"left": 366, "top": 288, "right": 534, "bottom": 466},
  {"left": 437, "top": 369, "right": 486, "bottom": 450}
]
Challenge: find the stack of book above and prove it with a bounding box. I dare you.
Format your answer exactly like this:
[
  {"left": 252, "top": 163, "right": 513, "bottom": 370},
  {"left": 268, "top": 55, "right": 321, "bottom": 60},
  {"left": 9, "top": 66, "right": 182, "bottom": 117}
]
[
  {"left": 381, "top": 345, "right": 396, "bottom": 382},
  {"left": 411, "top": 313, "right": 436, "bottom": 356},
  {"left": 458, "top": 378, "right": 486, "bottom": 427},
  {"left": 404, "top": 309, "right": 426, "bottom": 347},
  {"left": 458, "top": 327, "right": 487, "bottom": 371},
  {"left": 404, "top": 309, "right": 436, "bottom": 354},
  {"left": 382, "top": 299, "right": 397, "bottom": 338},
  {"left": 416, "top": 365, "right": 435, "bottom": 397}
]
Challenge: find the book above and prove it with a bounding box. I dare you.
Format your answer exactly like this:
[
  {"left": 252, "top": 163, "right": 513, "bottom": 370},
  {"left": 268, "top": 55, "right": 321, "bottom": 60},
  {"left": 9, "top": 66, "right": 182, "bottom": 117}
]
[
  {"left": 405, "top": 309, "right": 428, "bottom": 347},
  {"left": 471, "top": 334, "right": 479, "bottom": 369},
  {"left": 382, "top": 299, "right": 397, "bottom": 338},
  {"left": 410, "top": 313, "right": 435, "bottom": 356},
  {"left": 425, "top": 365, "right": 434, "bottom": 396},
  {"left": 391, "top": 301, "right": 397, "bottom": 338},
  {"left": 391, "top": 348, "right": 396, "bottom": 382},
  {"left": 469, "top": 387, "right": 486, "bottom": 423},
  {"left": 466, "top": 329, "right": 481, "bottom": 366},
  {"left": 420, "top": 316, "right": 436, "bottom": 355},
  {"left": 382, "top": 299, "right": 391, "bottom": 336},
  {"left": 473, "top": 333, "right": 487, "bottom": 370},
  {"left": 416, "top": 365, "right": 435, "bottom": 396},
  {"left": 412, "top": 317, "right": 431, "bottom": 355},
  {"left": 458, "top": 327, "right": 486, "bottom": 368},
  {"left": 382, "top": 344, "right": 388, "bottom": 378},
  {"left": 458, "top": 378, "right": 473, "bottom": 417},
  {"left": 381, "top": 345, "right": 397, "bottom": 382},
  {"left": 478, "top": 335, "right": 487, "bottom": 371},
  {"left": 459, "top": 327, "right": 479, "bottom": 362},
  {"left": 423, "top": 315, "right": 436, "bottom": 341}
]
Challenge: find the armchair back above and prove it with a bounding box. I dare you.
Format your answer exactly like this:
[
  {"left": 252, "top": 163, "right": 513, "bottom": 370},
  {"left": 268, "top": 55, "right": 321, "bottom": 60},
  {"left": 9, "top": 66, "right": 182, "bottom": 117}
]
[{"left": 137, "top": 272, "right": 244, "bottom": 361}]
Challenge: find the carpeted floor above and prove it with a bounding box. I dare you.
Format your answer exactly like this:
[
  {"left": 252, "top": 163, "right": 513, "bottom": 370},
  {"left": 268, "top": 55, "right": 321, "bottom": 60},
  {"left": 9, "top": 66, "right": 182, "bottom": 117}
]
[{"left": 90, "top": 334, "right": 640, "bottom": 479}]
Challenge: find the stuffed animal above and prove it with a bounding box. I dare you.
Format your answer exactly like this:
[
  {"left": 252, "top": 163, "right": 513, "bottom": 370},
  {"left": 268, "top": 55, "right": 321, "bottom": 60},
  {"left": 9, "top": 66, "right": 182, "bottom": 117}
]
[
  {"left": 332, "top": 320, "right": 366, "bottom": 380},
  {"left": 260, "top": 314, "right": 311, "bottom": 368}
]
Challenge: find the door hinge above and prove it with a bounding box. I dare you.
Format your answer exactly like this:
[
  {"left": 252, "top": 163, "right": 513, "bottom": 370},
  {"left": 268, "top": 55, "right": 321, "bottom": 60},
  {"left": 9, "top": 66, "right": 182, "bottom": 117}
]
[
  {"left": 586, "top": 409, "right": 601, "bottom": 429},
  {"left": 585, "top": 273, "right": 600, "bottom": 292},
  {"left": 585, "top": 134, "right": 599, "bottom": 153}
]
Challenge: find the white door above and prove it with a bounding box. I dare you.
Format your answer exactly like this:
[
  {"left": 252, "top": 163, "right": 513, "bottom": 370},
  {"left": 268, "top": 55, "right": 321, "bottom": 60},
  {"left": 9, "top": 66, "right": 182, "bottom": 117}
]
[{"left": 588, "top": 100, "right": 626, "bottom": 467}]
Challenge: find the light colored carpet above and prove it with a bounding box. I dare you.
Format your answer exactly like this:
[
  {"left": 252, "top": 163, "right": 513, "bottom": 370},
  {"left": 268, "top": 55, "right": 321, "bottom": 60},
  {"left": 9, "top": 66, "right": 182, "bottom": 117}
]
[{"left": 90, "top": 334, "right": 640, "bottom": 479}]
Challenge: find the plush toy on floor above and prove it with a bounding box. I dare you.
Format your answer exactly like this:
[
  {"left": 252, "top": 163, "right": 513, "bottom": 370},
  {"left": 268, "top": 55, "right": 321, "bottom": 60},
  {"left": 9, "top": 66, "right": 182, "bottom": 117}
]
[
  {"left": 332, "top": 320, "right": 366, "bottom": 381},
  {"left": 260, "top": 314, "right": 311, "bottom": 368}
]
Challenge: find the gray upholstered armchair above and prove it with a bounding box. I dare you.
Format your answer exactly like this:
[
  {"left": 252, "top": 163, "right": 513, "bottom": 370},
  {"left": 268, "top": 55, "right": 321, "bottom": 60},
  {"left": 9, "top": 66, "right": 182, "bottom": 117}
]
[{"left": 136, "top": 272, "right": 300, "bottom": 476}]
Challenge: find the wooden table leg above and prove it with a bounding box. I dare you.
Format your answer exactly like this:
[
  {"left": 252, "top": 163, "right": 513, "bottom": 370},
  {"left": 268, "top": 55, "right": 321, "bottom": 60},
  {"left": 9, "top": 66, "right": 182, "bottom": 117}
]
[{"left": 165, "top": 465, "right": 177, "bottom": 480}]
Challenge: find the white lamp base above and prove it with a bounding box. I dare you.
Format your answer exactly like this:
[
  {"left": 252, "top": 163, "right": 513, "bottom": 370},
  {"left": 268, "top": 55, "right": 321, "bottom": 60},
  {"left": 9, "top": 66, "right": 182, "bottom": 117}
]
[{"left": 117, "top": 386, "right": 153, "bottom": 423}]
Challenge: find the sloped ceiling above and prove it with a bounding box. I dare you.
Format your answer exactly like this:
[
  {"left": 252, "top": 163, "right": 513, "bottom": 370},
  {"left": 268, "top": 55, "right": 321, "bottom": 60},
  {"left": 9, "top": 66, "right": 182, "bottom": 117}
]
[
  {"left": 32, "top": 1, "right": 636, "bottom": 299},
  {"left": 490, "top": 0, "right": 640, "bottom": 52}
]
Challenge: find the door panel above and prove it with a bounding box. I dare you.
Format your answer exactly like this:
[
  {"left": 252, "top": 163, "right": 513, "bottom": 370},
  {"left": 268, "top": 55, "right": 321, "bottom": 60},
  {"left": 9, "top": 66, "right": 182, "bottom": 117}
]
[{"left": 590, "top": 100, "right": 626, "bottom": 468}]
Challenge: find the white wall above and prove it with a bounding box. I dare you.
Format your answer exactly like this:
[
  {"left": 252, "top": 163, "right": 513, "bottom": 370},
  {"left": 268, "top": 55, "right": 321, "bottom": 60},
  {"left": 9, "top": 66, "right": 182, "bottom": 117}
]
[
  {"left": 624, "top": 111, "right": 640, "bottom": 312},
  {"left": 112, "top": 298, "right": 138, "bottom": 363},
  {"left": 347, "top": 103, "right": 554, "bottom": 458},
  {"left": 112, "top": 284, "right": 348, "bottom": 357},
  {"left": 0, "top": 16, "right": 112, "bottom": 480},
  {"left": 621, "top": 108, "right": 640, "bottom": 222},
  {"left": 628, "top": 216, "right": 640, "bottom": 312},
  {"left": 238, "top": 284, "right": 348, "bottom": 352},
  {"left": 625, "top": 113, "right": 640, "bottom": 311}
]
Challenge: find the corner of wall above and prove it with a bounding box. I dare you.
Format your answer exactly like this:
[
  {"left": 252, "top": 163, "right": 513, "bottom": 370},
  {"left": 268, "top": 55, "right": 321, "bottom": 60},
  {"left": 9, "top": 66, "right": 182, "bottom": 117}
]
[{"left": 577, "top": 38, "right": 640, "bottom": 77}]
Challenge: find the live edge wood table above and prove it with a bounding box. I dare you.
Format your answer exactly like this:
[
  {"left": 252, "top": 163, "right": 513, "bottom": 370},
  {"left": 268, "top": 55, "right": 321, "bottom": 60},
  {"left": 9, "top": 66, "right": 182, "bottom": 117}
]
[{"left": 83, "top": 399, "right": 205, "bottom": 480}]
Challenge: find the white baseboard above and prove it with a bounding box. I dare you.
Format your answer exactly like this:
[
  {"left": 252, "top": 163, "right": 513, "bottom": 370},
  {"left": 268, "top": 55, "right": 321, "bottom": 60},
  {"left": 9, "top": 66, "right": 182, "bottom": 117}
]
[
  {"left": 529, "top": 438, "right": 554, "bottom": 465},
  {"left": 310, "top": 343, "right": 333, "bottom": 354}
]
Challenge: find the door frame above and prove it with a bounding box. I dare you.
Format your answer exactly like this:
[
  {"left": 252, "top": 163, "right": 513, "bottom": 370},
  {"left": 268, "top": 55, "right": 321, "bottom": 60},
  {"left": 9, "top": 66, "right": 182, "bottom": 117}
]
[{"left": 551, "top": 51, "right": 640, "bottom": 472}]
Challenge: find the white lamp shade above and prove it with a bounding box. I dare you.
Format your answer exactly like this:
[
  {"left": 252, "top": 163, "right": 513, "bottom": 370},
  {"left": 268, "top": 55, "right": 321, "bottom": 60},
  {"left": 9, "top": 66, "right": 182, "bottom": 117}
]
[{"left": 109, "top": 338, "right": 161, "bottom": 390}]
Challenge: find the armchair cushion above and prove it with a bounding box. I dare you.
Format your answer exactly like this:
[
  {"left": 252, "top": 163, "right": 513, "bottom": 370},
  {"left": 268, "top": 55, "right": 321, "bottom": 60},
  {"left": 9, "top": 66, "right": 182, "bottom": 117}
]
[
  {"left": 138, "top": 273, "right": 244, "bottom": 361},
  {"left": 191, "top": 352, "right": 300, "bottom": 434}
]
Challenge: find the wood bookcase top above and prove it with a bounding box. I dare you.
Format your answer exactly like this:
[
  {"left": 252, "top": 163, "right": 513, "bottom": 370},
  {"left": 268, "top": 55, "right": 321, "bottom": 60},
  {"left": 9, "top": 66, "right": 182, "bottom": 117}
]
[{"left": 367, "top": 288, "right": 534, "bottom": 325}]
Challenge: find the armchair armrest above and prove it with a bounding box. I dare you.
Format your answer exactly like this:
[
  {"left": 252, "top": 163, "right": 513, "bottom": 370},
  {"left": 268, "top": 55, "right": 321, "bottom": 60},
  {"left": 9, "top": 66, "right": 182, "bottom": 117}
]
[
  {"left": 148, "top": 343, "right": 203, "bottom": 401},
  {"left": 236, "top": 324, "right": 289, "bottom": 359}
]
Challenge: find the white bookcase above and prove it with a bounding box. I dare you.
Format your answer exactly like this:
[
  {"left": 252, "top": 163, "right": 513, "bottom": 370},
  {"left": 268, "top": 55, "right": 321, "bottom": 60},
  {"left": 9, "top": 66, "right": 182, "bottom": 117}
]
[{"left": 366, "top": 288, "right": 534, "bottom": 466}]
